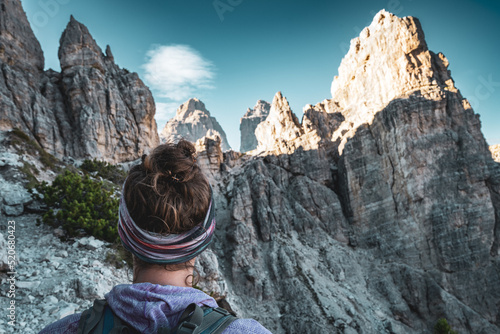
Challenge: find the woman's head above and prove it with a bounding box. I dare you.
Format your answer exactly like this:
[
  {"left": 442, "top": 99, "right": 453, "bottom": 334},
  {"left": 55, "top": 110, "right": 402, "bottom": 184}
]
[
  {"left": 124, "top": 140, "right": 210, "bottom": 235},
  {"left": 118, "top": 140, "right": 214, "bottom": 274}
]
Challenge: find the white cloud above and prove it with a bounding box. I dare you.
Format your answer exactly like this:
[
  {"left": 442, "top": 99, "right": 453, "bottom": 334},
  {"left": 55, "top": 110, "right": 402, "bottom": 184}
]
[
  {"left": 143, "top": 45, "right": 215, "bottom": 101},
  {"left": 155, "top": 102, "right": 180, "bottom": 125}
]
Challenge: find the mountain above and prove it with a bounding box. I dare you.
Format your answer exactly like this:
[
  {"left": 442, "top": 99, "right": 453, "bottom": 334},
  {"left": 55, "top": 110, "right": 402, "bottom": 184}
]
[
  {"left": 240, "top": 100, "right": 270, "bottom": 152},
  {"left": 160, "top": 98, "right": 231, "bottom": 151},
  {"left": 200, "top": 10, "right": 499, "bottom": 333},
  {"left": 0, "top": 3, "right": 499, "bottom": 333},
  {"left": 0, "top": 1, "right": 158, "bottom": 163}
]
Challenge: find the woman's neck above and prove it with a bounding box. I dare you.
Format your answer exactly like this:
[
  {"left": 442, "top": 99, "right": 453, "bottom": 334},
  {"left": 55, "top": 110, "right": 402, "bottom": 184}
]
[{"left": 133, "top": 265, "right": 194, "bottom": 287}]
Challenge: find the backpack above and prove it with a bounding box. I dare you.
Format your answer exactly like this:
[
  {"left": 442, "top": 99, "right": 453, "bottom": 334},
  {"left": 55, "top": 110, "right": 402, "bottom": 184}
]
[{"left": 77, "top": 299, "right": 237, "bottom": 334}]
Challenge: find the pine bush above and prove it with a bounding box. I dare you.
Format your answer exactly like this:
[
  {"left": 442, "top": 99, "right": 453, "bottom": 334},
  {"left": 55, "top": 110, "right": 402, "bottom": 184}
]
[{"left": 37, "top": 170, "right": 119, "bottom": 243}]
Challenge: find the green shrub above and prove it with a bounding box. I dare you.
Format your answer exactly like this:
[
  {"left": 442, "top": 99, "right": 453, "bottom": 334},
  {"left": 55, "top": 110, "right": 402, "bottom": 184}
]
[
  {"left": 80, "top": 158, "right": 126, "bottom": 185},
  {"left": 20, "top": 161, "right": 39, "bottom": 189},
  {"left": 434, "top": 318, "right": 457, "bottom": 334},
  {"left": 37, "top": 170, "right": 119, "bottom": 243}
]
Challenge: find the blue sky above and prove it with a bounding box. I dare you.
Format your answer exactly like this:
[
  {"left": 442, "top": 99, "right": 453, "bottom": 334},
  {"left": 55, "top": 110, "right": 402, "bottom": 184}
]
[{"left": 22, "top": 0, "right": 499, "bottom": 149}]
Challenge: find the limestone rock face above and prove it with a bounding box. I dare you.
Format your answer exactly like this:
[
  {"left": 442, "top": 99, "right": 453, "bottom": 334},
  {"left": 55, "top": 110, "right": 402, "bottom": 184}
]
[
  {"left": 239, "top": 100, "right": 270, "bottom": 152},
  {"left": 254, "top": 92, "right": 345, "bottom": 155},
  {"left": 58, "top": 16, "right": 105, "bottom": 71},
  {"left": 0, "top": 1, "right": 158, "bottom": 163},
  {"left": 161, "top": 98, "right": 231, "bottom": 151},
  {"left": 194, "top": 135, "right": 224, "bottom": 180},
  {"left": 205, "top": 9, "right": 500, "bottom": 334},
  {"left": 491, "top": 144, "right": 500, "bottom": 163},
  {"left": 255, "top": 92, "right": 304, "bottom": 154},
  {"left": 330, "top": 10, "right": 460, "bottom": 154},
  {"left": 56, "top": 17, "right": 158, "bottom": 162},
  {"left": 0, "top": 0, "right": 44, "bottom": 72},
  {"left": 0, "top": 0, "right": 46, "bottom": 144}
]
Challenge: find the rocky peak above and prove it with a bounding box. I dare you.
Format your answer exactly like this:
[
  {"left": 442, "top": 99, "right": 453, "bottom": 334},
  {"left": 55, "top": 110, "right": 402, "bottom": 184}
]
[
  {"left": 58, "top": 15, "right": 104, "bottom": 71},
  {"left": 269, "top": 92, "right": 299, "bottom": 125},
  {"left": 177, "top": 98, "right": 211, "bottom": 120},
  {"left": 239, "top": 100, "right": 270, "bottom": 153},
  {"left": 254, "top": 92, "right": 304, "bottom": 154},
  {"left": 243, "top": 100, "right": 270, "bottom": 118},
  {"left": 160, "top": 98, "right": 231, "bottom": 151},
  {"left": 329, "top": 9, "right": 460, "bottom": 153},
  {"left": 0, "top": 0, "right": 44, "bottom": 71},
  {"left": 105, "top": 45, "right": 114, "bottom": 62},
  {"left": 0, "top": 1, "right": 159, "bottom": 163}
]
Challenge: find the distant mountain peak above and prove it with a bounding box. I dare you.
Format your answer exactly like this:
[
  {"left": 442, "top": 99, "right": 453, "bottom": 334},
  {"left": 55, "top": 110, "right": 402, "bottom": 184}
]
[
  {"left": 177, "top": 98, "right": 211, "bottom": 118},
  {"left": 160, "top": 98, "right": 231, "bottom": 151},
  {"left": 240, "top": 100, "right": 270, "bottom": 152},
  {"left": 243, "top": 100, "right": 270, "bottom": 118}
]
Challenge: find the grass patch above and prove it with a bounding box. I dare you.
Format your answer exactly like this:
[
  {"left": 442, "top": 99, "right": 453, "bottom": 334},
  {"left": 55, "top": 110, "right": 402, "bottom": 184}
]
[
  {"left": 10, "top": 128, "right": 58, "bottom": 170},
  {"left": 20, "top": 161, "right": 40, "bottom": 189},
  {"left": 80, "top": 158, "right": 126, "bottom": 185}
]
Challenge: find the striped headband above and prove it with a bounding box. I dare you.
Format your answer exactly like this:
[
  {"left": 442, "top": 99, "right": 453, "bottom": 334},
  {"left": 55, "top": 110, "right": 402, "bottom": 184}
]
[{"left": 118, "top": 184, "right": 216, "bottom": 265}]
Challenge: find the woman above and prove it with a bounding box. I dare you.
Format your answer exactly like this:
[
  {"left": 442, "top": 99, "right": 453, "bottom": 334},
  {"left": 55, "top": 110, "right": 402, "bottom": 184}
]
[{"left": 40, "top": 140, "right": 271, "bottom": 333}]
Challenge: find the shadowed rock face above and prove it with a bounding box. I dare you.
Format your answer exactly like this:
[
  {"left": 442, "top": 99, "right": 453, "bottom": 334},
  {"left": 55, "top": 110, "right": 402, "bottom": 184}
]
[
  {"left": 160, "top": 98, "right": 231, "bottom": 151},
  {"left": 0, "top": 2, "right": 158, "bottom": 163},
  {"left": 240, "top": 100, "right": 270, "bottom": 153},
  {"left": 194, "top": 9, "right": 500, "bottom": 334}
]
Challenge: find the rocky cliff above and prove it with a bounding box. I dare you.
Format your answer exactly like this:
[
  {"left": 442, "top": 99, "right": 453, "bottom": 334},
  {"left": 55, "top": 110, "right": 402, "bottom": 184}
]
[
  {"left": 160, "top": 98, "right": 231, "bottom": 151},
  {"left": 240, "top": 100, "right": 270, "bottom": 152},
  {"left": 199, "top": 10, "right": 500, "bottom": 334},
  {"left": 0, "top": 0, "right": 158, "bottom": 163}
]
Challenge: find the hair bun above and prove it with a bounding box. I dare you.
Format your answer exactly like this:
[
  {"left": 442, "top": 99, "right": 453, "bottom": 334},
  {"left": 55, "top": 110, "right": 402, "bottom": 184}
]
[{"left": 177, "top": 140, "right": 196, "bottom": 159}]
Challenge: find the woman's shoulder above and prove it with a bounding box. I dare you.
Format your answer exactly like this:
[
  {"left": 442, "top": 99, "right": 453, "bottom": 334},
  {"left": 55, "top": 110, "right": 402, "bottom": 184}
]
[{"left": 225, "top": 318, "right": 272, "bottom": 334}]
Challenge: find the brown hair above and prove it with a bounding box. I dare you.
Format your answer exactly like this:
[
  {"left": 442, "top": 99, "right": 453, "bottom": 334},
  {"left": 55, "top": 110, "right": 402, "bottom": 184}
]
[
  {"left": 123, "top": 140, "right": 210, "bottom": 281},
  {"left": 124, "top": 140, "right": 210, "bottom": 234}
]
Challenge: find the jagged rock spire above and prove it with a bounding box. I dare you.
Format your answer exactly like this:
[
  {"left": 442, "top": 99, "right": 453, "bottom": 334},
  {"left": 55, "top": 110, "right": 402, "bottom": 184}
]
[
  {"left": 254, "top": 92, "right": 303, "bottom": 154},
  {"left": 0, "top": 0, "right": 44, "bottom": 71},
  {"left": 58, "top": 15, "right": 104, "bottom": 70},
  {"left": 0, "top": 2, "right": 159, "bottom": 163}
]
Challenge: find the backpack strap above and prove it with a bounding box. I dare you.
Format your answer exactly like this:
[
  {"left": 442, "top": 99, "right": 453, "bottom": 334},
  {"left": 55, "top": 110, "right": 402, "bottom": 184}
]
[
  {"left": 165, "top": 303, "right": 237, "bottom": 334},
  {"left": 77, "top": 299, "right": 135, "bottom": 334},
  {"left": 78, "top": 299, "right": 107, "bottom": 334},
  {"left": 196, "top": 307, "right": 236, "bottom": 334}
]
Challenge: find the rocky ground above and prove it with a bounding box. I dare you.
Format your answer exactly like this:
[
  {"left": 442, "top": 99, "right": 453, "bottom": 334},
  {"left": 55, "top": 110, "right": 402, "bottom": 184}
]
[{"left": 0, "top": 213, "right": 130, "bottom": 333}]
